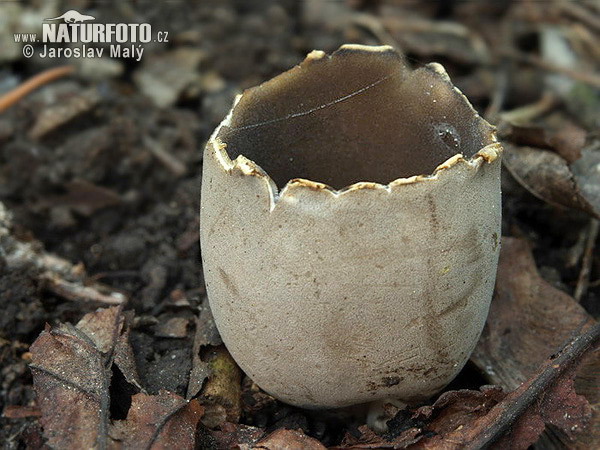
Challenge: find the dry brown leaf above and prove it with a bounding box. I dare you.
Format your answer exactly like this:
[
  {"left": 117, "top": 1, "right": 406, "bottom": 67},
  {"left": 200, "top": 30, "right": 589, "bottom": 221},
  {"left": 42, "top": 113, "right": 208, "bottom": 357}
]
[
  {"left": 29, "top": 88, "right": 101, "bottom": 139},
  {"left": 110, "top": 391, "right": 204, "bottom": 449},
  {"left": 472, "top": 237, "right": 596, "bottom": 385},
  {"left": 209, "top": 422, "right": 265, "bottom": 449},
  {"left": 76, "top": 307, "right": 143, "bottom": 391},
  {"left": 113, "top": 311, "right": 144, "bottom": 392},
  {"left": 75, "top": 305, "right": 124, "bottom": 353},
  {"left": 333, "top": 389, "right": 503, "bottom": 449},
  {"left": 547, "top": 122, "right": 587, "bottom": 163},
  {"left": 537, "top": 368, "right": 592, "bottom": 437},
  {"left": 503, "top": 121, "right": 586, "bottom": 163},
  {"left": 30, "top": 323, "right": 113, "bottom": 449},
  {"left": 500, "top": 115, "right": 599, "bottom": 219},
  {"left": 378, "top": 14, "right": 489, "bottom": 65},
  {"left": 413, "top": 325, "right": 598, "bottom": 449},
  {"left": 573, "top": 346, "right": 600, "bottom": 449},
  {"left": 418, "top": 367, "right": 591, "bottom": 449},
  {"left": 503, "top": 143, "right": 599, "bottom": 218},
  {"left": 41, "top": 179, "right": 122, "bottom": 217},
  {"left": 254, "top": 428, "right": 326, "bottom": 450},
  {"left": 414, "top": 386, "right": 505, "bottom": 437},
  {"left": 571, "top": 144, "right": 600, "bottom": 217},
  {"left": 520, "top": 374, "right": 590, "bottom": 448},
  {"left": 29, "top": 306, "right": 142, "bottom": 449},
  {"left": 336, "top": 423, "right": 423, "bottom": 449},
  {"left": 471, "top": 237, "right": 599, "bottom": 448},
  {"left": 186, "top": 303, "right": 222, "bottom": 399}
]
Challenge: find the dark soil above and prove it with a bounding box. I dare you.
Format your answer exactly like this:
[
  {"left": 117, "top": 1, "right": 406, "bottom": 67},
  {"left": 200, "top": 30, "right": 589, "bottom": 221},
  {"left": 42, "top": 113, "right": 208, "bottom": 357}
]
[{"left": 1, "top": 1, "right": 598, "bottom": 448}]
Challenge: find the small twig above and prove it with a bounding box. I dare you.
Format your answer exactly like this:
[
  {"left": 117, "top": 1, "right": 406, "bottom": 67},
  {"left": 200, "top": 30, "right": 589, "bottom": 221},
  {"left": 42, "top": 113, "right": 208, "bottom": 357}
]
[
  {"left": 499, "top": 48, "right": 600, "bottom": 89},
  {"left": 143, "top": 136, "right": 187, "bottom": 177},
  {"left": 1, "top": 201, "right": 128, "bottom": 306},
  {"left": 2, "top": 405, "right": 42, "bottom": 419},
  {"left": 6, "top": 422, "right": 31, "bottom": 445},
  {"left": 485, "top": 16, "right": 513, "bottom": 122},
  {"left": 566, "top": 225, "right": 589, "bottom": 269},
  {"left": 43, "top": 273, "right": 127, "bottom": 305},
  {"left": 484, "top": 64, "right": 509, "bottom": 122},
  {"left": 351, "top": 14, "right": 404, "bottom": 57},
  {"left": 574, "top": 219, "right": 599, "bottom": 302},
  {"left": 0, "top": 66, "right": 75, "bottom": 114},
  {"left": 558, "top": 1, "right": 600, "bottom": 33},
  {"left": 499, "top": 92, "right": 557, "bottom": 125},
  {"left": 465, "top": 322, "right": 600, "bottom": 450}
]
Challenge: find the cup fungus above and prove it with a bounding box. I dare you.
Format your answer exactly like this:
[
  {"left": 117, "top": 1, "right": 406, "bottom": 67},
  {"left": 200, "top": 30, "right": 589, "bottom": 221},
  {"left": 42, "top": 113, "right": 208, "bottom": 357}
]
[{"left": 200, "top": 44, "right": 502, "bottom": 409}]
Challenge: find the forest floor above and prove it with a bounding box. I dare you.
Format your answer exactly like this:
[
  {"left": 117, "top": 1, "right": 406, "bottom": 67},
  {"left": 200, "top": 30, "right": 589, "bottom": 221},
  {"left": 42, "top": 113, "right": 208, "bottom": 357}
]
[{"left": 1, "top": 1, "right": 599, "bottom": 449}]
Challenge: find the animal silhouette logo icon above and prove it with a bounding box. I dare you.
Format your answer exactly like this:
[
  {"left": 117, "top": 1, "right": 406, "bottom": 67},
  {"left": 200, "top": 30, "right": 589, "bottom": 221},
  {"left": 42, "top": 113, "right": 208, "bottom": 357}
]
[{"left": 44, "top": 10, "right": 95, "bottom": 23}]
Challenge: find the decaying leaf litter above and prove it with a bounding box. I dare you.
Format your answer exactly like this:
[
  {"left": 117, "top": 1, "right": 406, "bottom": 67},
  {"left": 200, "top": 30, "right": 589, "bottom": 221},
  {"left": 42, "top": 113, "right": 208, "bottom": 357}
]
[{"left": 1, "top": 1, "right": 599, "bottom": 448}]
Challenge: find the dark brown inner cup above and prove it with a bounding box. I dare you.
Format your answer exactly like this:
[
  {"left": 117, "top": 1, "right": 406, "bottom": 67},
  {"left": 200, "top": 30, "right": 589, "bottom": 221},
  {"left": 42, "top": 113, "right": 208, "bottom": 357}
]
[{"left": 218, "top": 47, "right": 494, "bottom": 190}]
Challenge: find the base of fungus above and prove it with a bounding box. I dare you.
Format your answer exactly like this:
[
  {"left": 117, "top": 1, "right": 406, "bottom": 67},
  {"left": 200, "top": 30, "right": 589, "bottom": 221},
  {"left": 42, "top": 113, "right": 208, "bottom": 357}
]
[{"left": 366, "top": 398, "right": 408, "bottom": 433}]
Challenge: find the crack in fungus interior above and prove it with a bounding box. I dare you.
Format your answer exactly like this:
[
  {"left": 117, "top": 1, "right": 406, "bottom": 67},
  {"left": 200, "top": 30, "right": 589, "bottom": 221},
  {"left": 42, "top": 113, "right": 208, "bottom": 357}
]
[{"left": 218, "top": 46, "right": 494, "bottom": 190}]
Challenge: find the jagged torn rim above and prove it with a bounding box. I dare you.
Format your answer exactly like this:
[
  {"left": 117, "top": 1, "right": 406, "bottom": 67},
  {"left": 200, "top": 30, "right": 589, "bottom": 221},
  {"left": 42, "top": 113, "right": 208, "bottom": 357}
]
[{"left": 206, "top": 44, "right": 503, "bottom": 208}]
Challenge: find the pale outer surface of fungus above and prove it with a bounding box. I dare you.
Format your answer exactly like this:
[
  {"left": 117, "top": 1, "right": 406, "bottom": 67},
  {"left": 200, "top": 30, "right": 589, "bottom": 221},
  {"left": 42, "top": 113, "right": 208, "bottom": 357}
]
[{"left": 200, "top": 45, "right": 502, "bottom": 409}]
